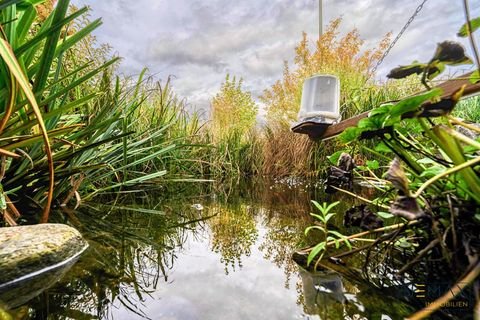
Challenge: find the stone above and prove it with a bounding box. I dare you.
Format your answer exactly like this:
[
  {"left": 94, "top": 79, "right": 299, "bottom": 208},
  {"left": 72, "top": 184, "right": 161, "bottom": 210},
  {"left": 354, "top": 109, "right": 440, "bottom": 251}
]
[{"left": 0, "top": 224, "right": 88, "bottom": 308}]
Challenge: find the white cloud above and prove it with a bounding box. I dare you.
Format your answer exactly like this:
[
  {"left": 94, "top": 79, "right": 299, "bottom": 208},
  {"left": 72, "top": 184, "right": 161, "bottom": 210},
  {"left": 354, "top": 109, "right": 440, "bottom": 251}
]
[{"left": 72, "top": 0, "right": 480, "bottom": 110}]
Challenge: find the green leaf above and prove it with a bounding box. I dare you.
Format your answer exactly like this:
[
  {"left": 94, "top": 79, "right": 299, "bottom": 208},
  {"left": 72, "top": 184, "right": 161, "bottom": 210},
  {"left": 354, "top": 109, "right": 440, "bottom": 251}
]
[
  {"left": 15, "top": 7, "right": 89, "bottom": 57},
  {"left": 339, "top": 127, "right": 361, "bottom": 143},
  {"left": 366, "top": 160, "right": 380, "bottom": 170},
  {"left": 323, "top": 213, "right": 335, "bottom": 223},
  {"left": 310, "top": 213, "right": 326, "bottom": 223},
  {"left": 420, "top": 165, "right": 446, "bottom": 179},
  {"left": 307, "top": 242, "right": 326, "bottom": 266},
  {"left": 426, "top": 62, "right": 446, "bottom": 80},
  {"left": 374, "top": 142, "right": 392, "bottom": 154},
  {"left": 387, "top": 63, "right": 426, "bottom": 79},
  {"left": 16, "top": 3, "right": 36, "bottom": 45},
  {"left": 431, "top": 41, "right": 472, "bottom": 65},
  {"left": 311, "top": 200, "right": 326, "bottom": 215},
  {"left": 327, "top": 150, "right": 344, "bottom": 165},
  {"left": 458, "top": 17, "right": 480, "bottom": 37},
  {"left": 33, "top": 0, "right": 71, "bottom": 93},
  {"left": 0, "top": 0, "right": 23, "bottom": 11},
  {"left": 327, "top": 230, "right": 346, "bottom": 239},
  {"left": 377, "top": 211, "right": 394, "bottom": 219},
  {"left": 389, "top": 88, "right": 443, "bottom": 118},
  {"left": 474, "top": 213, "right": 480, "bottom": 222},
  {"left": 470, "top": 70, "right": 480, "bottom": 84},
  {"left": 324, "top": 201, "right": 340, "bottom": 213},
  {"left": 395, "top": 238, "right": 412, "bottom": 249},
  {"left": 305, "top": 225, "right": 326, "bottom": 235},
  {"left": 369, "top": 103, "right": 393, "bottom": 117},
  {"left": 344, "top": 239, "right": 352, "bottom": 250}
]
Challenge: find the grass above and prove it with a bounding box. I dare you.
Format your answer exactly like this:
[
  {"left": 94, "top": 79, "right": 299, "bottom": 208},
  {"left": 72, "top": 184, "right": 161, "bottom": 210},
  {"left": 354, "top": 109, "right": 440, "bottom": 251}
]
[
  {"left": 0, "top": 1, "right": 206, "bottom": 224},
  {"left": 454, "top": 95, "right": 480, "bottom": 122}
]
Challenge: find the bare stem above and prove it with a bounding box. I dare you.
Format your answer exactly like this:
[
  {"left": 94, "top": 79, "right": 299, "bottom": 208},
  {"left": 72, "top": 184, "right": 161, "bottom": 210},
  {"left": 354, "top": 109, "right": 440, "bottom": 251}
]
[
  {"left": 463, "top": 0, "right": 480, "bottom": 74},
  {"left": 449, "top": 116, "right": 480, "bottom": 133},
  {"left": 414, "top": 155, "right": 480, "bottom": 197},
  {"left": 330, "top": 186, "right": 390, "bottom": 210},
  {"left": 304, "top": 220, "right": 420, "bottom": 253}
]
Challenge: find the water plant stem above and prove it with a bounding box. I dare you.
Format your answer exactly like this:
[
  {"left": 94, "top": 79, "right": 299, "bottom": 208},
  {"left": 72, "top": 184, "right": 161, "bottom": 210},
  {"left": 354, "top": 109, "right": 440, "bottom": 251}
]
[
  {"left": 449, "top": 116, "right": 480, "bottom": 133},
  {"left": 463, "top": 0, "right": 480, "bottom": 75},
  {"left": 330, "top": 186, "right": 390, "bottom": 210},
  {"left": 306, "top": 220, "right": 420, "bottom": 252},
  {"left": 442, "top": 125, "right": 480, "bottom": 149},
  {"left": 413, "top": 155, "right": 480, "bottom": 198}
]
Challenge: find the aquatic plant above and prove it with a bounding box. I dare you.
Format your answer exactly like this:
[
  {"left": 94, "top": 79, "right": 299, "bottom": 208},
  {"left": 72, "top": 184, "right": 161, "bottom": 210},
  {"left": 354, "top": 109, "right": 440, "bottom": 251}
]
[
  {"left": 305, "top": 201, "right": 352, "bottom": 267},
  {"left": 303, "top": 6, "right": 480, "bottom": 319},
  {"left": 0, "top": 1, "right": 203, "bottom": 225}
]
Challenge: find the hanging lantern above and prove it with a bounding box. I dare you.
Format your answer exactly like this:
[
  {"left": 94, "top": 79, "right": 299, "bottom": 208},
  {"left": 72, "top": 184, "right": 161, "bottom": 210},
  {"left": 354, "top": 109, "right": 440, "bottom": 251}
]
[
  {"left": 298, "top": 74, "right": 340, "bottom": 124},
  {"left": 292, "top": 75, "right": 341, "bottom": 140}
]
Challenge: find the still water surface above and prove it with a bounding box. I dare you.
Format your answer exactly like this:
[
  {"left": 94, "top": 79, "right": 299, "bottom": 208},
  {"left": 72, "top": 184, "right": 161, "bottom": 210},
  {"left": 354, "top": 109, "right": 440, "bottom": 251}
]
[{"left": 22, "top": 179, "right": 418, "bottom": 319}]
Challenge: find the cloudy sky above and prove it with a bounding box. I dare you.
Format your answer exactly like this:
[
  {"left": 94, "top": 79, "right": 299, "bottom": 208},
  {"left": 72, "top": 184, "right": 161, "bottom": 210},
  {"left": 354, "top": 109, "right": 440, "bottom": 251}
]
[{"left": 71, "top": 0, "right": 479, "bottom": 112}]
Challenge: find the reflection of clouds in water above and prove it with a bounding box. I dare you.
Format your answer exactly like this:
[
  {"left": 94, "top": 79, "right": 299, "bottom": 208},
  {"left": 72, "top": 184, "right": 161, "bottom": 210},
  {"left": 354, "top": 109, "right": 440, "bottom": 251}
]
[
  {"left": 119, "top": 228, "right": 309, "bottom": 320},
  {"left": 149, "top": 296, "right": 200, "bottom": 320}
]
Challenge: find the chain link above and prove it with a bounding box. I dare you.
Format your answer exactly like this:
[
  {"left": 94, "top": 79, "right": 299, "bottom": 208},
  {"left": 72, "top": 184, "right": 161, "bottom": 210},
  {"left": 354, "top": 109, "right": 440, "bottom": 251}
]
[{"left": 370, "top": 0, "right": 429, "bottom": 75}]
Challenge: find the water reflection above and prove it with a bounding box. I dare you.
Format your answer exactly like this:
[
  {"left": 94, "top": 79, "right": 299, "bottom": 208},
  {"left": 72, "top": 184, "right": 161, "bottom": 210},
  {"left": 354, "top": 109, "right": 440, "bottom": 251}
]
[
  {"left": 6, "top": 179, "right": 418, "bottom": 319},
  {"left": 208, "top": 204, "right": 257, "bottom": 274}
]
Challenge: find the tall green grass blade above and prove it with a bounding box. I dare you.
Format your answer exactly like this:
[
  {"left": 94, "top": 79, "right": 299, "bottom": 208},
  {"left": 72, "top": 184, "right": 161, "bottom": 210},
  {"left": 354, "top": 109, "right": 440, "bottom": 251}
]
[
  {"left": 16, "top": 3, "right": 36, "bottom": 45},
  {"left": 84, "top": 170, "right": 168, "bottom": 200},
  {"left": 0, "top": 0, "right": 22, "bottom": 11},
  {"left": 16, "top": 7, "right": 88, "bottom": 56},
  {"left": 54, "top": 18, "right": 103, "bottom": 56},
  {"left": 33, "top": 0, "right": 70, "bottom": 93},
  {"left": 0, "top": 37, "right": 54, "bottom": 222}
]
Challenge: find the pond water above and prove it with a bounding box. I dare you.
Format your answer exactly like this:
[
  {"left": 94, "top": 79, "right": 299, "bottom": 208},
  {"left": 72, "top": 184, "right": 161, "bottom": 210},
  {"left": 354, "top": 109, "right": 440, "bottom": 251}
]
[{"left": 5, "top": 179, "right": 450, "bottom": 319}]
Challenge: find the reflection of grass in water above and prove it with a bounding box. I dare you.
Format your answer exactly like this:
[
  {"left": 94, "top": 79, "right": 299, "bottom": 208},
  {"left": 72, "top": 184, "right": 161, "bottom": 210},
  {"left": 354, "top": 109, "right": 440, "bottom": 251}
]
[
  {"left": 26, "top": 200, "right": 206, "bottom": 319},
  {"left": 208, "top": 204, "right": 258, "bottom": 275}
]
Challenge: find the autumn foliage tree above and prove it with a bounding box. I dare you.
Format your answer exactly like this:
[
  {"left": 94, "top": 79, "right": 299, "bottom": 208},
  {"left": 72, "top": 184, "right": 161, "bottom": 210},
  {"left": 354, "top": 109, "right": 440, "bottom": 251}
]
[{"left": 211, "top": 74, "right": 258, "bottom": 140}]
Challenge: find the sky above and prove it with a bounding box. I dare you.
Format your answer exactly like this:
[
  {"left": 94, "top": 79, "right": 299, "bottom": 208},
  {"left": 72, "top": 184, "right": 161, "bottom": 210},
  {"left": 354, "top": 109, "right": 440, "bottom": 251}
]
[{"left": 71, "top": 0, "right": 480, "bottom": 114}]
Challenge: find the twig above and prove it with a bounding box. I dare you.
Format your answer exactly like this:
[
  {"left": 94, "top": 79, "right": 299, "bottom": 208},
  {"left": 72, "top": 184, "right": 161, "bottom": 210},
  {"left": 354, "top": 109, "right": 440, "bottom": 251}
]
[
  {"left": 329, "top": 243, "right": 372, "bottom": 259},
  {"left": 304, "top": 220, "right": 420, "bottom": 253},
  {"left": 397, "top": 238, "right": 440, "bottom": 275},
  {"left": 463, "top": 0, "right": 480, "bottom": 75},
  {"left": 0, "top": 156, "right": 5, "bottom": 181},
  {"left": 414, "top": 155, "right": 480, "bottom": 197},
  {"left": 330, "top": 186, "right": 390, "bottom": 210},
  {"left": 447, "top": 195, "right": 458, "bottom": 254},
  {"left": 449, "top": 116, "right": 480, "bottom": 134},
  {"left": 60, "top": 174, "right": 85, "bottom": 208},
  {"left": 407, "top": 260, "right": 480, "bottom": 320},
  {"left": 5, "top": 194, "right": 20, "bottom": 219}
]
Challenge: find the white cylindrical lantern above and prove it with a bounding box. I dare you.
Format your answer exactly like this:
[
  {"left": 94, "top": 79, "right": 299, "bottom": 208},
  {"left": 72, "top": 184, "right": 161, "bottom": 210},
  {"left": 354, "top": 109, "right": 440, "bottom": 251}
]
[{"left": 298, "top": 75, "right": 340, "bottom": 124}]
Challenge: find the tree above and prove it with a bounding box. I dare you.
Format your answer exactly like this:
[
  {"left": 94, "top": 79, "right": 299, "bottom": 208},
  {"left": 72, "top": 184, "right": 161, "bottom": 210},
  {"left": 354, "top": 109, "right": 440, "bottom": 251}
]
[
  {"left": 261, "top": 18, "right": 392, "bottom": 124},
  {"left": 211, "top": 74, "right": 258, "bottom": 139}
]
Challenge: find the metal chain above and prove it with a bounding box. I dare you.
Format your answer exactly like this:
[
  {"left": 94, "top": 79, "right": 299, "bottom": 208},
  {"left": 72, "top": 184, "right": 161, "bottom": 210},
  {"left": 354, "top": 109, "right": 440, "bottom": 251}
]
[{"left": 370, "top": 0, "right": 429, "bottom": 75}]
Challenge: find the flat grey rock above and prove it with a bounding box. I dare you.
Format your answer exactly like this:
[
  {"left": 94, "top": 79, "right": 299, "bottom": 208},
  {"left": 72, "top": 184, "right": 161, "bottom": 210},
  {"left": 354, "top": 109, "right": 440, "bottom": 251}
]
[{"left": 0, "top": 224, "right": 88, "bottom": 308}]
